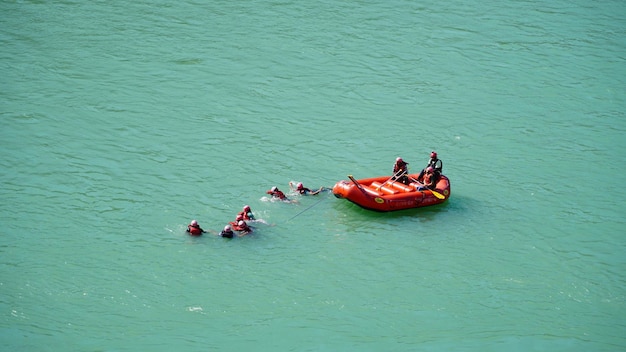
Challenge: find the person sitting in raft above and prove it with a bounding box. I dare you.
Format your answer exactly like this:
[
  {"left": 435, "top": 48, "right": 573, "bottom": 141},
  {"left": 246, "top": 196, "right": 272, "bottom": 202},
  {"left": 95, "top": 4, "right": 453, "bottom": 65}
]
[
  {"left": 418, "top": 151, "right": 443, "bottom": 180},
  {"left": 219, "top": 225, "right": 234, "bottom": 238},
  {"left": 290, "top": 181, "right": 324, "bottom": 195},
  {"left": 237, "top": 205, "right": 255, "bottom": 221},
  {"left": 233, "top": 220, "right": 252, "bottom": 235},
  {"left": 267, "top": 186, "right": 288, "bottom": 200},
  {"left": 186, "top": 220, "right": 206, "bottom": 236},
  {"left": 417, "top": 166, "right": 438, "bottom": 191},
  {"left": 392, "top": 157, "right": 409, "bottom": 184}
]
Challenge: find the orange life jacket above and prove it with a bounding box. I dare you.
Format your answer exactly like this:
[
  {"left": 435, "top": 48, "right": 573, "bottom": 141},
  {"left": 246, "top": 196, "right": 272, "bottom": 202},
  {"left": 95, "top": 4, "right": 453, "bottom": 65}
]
[
  {"left": 187, "top": 225, "right": 203, "bottom": 235},
  {"left": 233, "top": 222, "right": 250, "bottom": 232},
  {"left": 423, "top": 173, "right": 435, "bottom": 188}
]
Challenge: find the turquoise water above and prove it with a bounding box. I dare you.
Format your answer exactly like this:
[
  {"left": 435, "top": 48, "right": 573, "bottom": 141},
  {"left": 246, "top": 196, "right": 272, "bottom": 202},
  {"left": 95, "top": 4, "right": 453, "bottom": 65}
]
[{"left": 2, "top": 0, "right": 625, "bottom": 350}]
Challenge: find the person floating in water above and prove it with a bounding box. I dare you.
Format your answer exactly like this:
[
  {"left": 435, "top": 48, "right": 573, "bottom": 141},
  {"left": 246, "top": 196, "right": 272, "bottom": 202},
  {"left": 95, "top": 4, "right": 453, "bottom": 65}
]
[
  {"left": 186, "top": 220, "right": 206, "bottom": 236},
  {"left": 391, "top": 157, "right": 409, "bottom": 184},
  {"left": 289, "top": 181, "right": 324, "bottom": 195},
  {"left": 230, "top": 214, "right": 244, "bottom": 228},
  {"left": 219, "top": 225, "right": 234, "bottom": 238},
  {"left": 237, "top": 205, "right": 255, "bottom": 220},
  {"left": 233, "top": 219, "right": 252, "bottom": 236},
  {"left": 267, "top": 186, "right": 288, "bottom": 200}
]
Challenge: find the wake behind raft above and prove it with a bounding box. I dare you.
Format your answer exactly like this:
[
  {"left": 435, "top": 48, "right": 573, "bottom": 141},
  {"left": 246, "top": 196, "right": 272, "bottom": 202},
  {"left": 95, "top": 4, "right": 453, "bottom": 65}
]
[{"left": 332, "top": 173, "right": 451, "bottom": 212}]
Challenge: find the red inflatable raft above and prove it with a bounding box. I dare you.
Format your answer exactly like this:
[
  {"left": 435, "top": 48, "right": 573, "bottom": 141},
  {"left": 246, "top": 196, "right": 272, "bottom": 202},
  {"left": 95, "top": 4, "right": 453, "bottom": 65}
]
[{"left": 332, "top": 174, "right": 451, "bottom": 212}]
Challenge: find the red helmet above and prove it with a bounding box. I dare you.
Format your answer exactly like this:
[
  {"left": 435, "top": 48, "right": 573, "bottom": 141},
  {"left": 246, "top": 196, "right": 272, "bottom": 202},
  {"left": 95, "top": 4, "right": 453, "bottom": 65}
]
[
  {"left": 426, "top": 166, "right": 434, "bottom": 173},
  {"left": 430, "top": 151, "right": 437, "bottom": 159},
  {"left": 243, "top": 205, "right": 251, "bottom": 211},
  {"left": 396, "top": 157, "right": 403, "bottom": 163}
]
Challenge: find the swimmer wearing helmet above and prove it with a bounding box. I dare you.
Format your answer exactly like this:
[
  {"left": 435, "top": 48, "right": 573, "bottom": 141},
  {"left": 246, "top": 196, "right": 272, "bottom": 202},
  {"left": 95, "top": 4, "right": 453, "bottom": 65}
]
[
  {"left": 219, "top": 225, "right": 234, "bottom": 238},
  {"left": 233, "top": 219, "right": 252, "bottom": 236},
  {"left": 229, "top": 213, "right": 244, "bottom": 228},
  {"left": 186, "top": 220, "right": 206, "bottom": 236},
  {"left": 237, "top": 205, "right": 255, "bottom": 220},
  {"left": 266, "top": 186, "right": 288, "bottom": 200},
  {"left": 289, "top": 181, "right": 324, "bottom": 195}
]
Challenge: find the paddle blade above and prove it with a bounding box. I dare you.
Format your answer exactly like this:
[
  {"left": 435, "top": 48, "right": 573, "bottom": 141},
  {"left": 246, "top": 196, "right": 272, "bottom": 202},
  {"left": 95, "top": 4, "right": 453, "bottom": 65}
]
[{"left": 431, "top": 190, "right": 446, "bottom": 200}]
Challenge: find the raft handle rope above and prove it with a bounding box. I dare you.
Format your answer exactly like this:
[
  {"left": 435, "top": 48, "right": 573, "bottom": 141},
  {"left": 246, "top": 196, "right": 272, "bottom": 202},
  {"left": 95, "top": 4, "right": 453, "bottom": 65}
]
[{"left": 286, "top": 195, "right": 328, "bottom": 222}]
